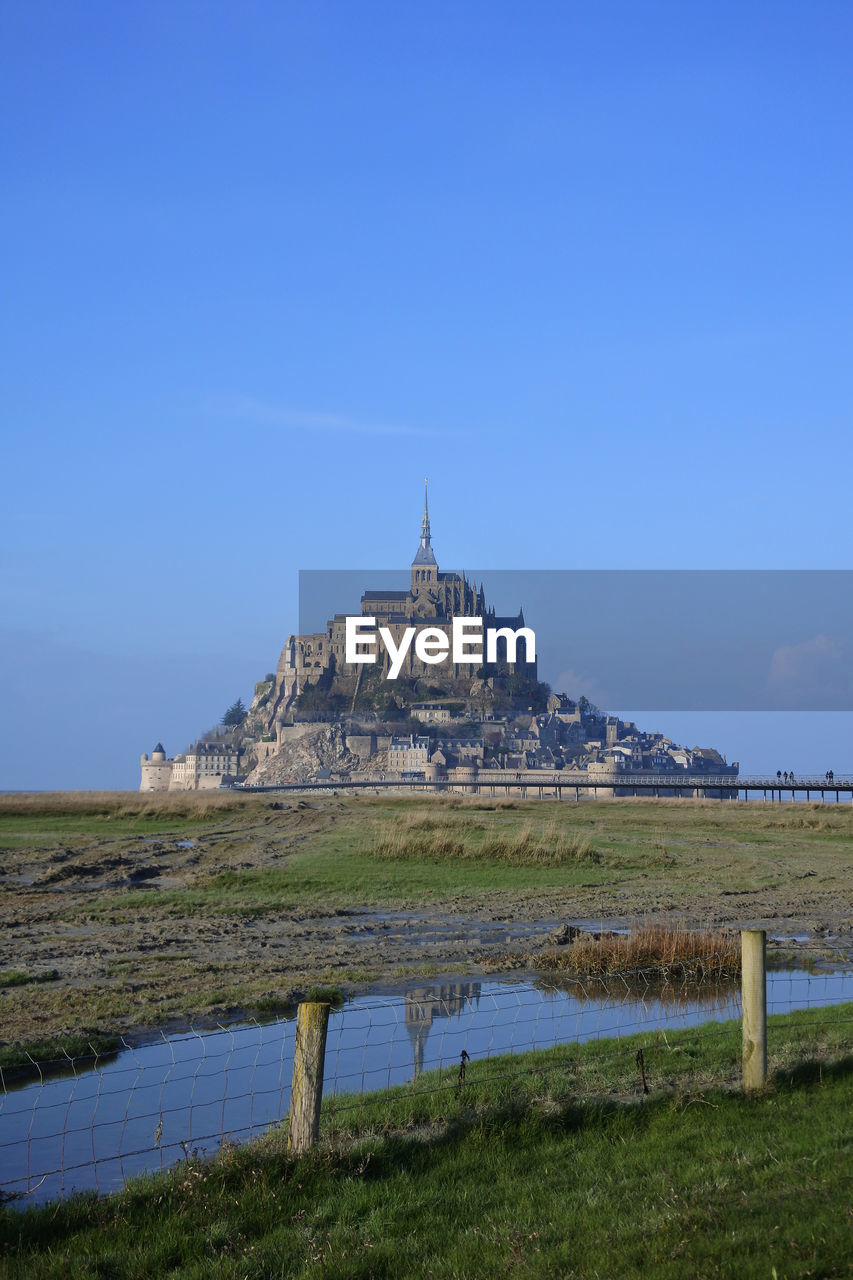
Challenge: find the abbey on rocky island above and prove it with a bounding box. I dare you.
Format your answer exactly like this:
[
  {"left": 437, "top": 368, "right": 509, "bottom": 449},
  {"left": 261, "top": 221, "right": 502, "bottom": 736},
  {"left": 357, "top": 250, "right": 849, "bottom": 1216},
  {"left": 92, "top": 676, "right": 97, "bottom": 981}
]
[{"left": 140, "top": 485, "right": 736, "bottom": 791}]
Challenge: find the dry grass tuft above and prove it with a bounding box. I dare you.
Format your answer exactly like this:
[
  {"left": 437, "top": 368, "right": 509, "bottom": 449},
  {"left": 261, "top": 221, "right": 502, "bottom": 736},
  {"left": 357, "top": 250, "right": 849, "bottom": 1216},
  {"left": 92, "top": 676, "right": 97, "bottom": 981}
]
[
  {"left": 758, "top": 807, "right": 853, "bottom": 832},
  {"left": 478, "top": 821, "right": 599, "bottom": 866},
  {"left": 536, "top": 922, "right": 740, "bottom": 981},
  {"left": 370, "top": 814, "right": 599, "bottom": 865},
  {"left": 0, "top": 791, "right": 256, "bottom": 819}
]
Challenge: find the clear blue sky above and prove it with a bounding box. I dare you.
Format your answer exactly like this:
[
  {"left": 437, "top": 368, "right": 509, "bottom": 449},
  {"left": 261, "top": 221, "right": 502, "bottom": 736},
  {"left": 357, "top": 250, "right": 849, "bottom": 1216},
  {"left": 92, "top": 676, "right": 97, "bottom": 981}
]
[{"left": 2, "top": 1, "right": 852, "bottom": 788}]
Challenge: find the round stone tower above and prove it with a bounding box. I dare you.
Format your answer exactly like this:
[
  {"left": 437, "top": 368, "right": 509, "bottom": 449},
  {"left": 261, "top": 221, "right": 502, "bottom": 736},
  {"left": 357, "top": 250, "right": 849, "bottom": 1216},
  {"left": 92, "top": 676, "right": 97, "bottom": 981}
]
[{"left": 140, "top": 742, "right": 173, "bottom": 792}]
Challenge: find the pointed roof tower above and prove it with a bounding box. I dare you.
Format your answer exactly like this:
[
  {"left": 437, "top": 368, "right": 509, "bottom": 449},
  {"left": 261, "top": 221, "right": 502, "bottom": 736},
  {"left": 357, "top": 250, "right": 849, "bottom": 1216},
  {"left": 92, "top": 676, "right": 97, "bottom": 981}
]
[{"left": 412, "top": 477, "right": 437, "bottom": 567}]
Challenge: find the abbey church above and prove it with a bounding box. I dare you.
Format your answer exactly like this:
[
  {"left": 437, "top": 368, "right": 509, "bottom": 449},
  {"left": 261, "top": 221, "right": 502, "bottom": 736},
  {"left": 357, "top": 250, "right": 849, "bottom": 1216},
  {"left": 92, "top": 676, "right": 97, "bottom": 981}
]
[{"left": 268, "top": 482, "right": 536, "bottom": 724}]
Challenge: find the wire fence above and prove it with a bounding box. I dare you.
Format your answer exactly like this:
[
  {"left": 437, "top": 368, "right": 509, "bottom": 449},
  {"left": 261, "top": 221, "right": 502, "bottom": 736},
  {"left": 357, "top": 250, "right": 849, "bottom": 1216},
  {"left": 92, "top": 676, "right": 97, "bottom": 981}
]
[
  {"left": 320, "top": 964, "right": 853, "bottom": 1136},
  {"left": 2, "top": 952, "right": 851, "bottom": 1207}
]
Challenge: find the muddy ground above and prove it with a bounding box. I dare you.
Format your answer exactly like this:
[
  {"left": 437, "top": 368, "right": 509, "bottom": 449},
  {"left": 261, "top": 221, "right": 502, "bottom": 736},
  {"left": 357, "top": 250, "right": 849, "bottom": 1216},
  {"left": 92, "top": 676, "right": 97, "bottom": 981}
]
[{"left": 1, "top": 795, "right": 851, "bottom": 1049}]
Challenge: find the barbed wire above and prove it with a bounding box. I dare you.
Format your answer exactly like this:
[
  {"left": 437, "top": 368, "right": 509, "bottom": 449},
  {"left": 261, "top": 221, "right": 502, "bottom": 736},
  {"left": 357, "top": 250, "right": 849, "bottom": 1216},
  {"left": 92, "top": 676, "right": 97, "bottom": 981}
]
[{"left": 1, "top": 961, "right": 850, "bottom": 1207}]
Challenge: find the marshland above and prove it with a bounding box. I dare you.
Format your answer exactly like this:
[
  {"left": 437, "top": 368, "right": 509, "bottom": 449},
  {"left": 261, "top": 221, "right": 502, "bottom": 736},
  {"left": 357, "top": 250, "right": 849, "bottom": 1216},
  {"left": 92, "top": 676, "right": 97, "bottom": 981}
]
[{"left": 1, "top": 790, "right": 851, "bottom": 1060}]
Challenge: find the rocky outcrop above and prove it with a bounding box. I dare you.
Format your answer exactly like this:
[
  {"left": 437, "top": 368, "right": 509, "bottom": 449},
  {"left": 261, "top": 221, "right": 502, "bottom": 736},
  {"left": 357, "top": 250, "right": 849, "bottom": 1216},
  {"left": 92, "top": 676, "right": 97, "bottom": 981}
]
[{"left": 245, "top": 723, "right": 360, "bottom": 785}]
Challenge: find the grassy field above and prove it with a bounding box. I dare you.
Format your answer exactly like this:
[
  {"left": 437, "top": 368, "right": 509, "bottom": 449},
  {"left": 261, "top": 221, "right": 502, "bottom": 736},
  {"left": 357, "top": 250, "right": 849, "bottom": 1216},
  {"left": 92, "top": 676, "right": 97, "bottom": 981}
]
[
  {"left": 7, "top": 790, "right": 847, "bottom": 913},
  {"left": 1, "top": 1010, "right": 851, "bottom": 1279},
  {"left": 0, "top": 792, "right": 245, "bottom": 848},
  {"left": 1, "top": 791, "right": 851, "bottom": 1056},
  {"left": 2, "top": 789, "right": 852, "bottom": 902},
  {"left": 227, "top": 793, "right": 853, "bottom": 907}
]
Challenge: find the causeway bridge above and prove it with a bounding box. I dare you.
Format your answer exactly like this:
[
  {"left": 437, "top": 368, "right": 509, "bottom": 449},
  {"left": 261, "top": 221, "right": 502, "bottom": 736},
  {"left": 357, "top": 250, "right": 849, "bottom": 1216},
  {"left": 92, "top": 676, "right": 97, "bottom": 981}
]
[{"left": 241, "top": 773, "right": 853, "bottom": 802}]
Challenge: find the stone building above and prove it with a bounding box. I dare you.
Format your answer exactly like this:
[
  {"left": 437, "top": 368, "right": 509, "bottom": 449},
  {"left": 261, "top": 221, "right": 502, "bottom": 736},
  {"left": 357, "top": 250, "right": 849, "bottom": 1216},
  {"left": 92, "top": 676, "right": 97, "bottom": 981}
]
[
  {"left": 265, "top": 483, "right": 537, "bottom": 731},
  {"left": 170, "top": 742, "right": 243, "bottom": 789},
  {"left": 140, "top": 740, "right": 243, "bottom": 791},
  {"left": 388, "top": 734, "right": 431, "bottom": 771},
  {"left": 410, "top": 702, "right": 453, "bottom": 723},
  {"left": 139, "top": 743, "right": 172, "bottom": 791},
  {"left": 431, "top": 738, "right": 484, "bottom": 765}
]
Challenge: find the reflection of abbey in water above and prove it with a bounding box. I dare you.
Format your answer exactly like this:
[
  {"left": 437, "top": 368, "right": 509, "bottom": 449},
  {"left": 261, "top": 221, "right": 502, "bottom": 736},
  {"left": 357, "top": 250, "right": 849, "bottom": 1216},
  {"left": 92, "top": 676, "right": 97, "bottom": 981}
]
[{"left": 405, "top": 981, "right": 482, "bottom": 1077}]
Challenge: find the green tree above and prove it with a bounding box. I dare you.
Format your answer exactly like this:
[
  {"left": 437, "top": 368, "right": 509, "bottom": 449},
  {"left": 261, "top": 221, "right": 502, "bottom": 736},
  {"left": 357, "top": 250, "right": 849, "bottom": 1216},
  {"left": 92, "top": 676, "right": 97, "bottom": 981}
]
[{"left": 222, "top": 698, "right": 248, "bottom": 727}]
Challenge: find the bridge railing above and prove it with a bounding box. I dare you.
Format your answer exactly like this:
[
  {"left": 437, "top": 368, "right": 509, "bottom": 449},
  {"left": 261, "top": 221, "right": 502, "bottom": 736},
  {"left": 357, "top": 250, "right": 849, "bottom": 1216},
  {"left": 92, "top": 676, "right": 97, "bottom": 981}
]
[{"left": 240, "top": 773, "right": 853, "bottom": 793}]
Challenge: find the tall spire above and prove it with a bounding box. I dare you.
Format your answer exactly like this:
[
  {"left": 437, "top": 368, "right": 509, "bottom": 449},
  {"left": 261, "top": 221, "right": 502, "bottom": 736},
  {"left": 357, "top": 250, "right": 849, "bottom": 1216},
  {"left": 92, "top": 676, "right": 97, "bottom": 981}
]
[{"left": 412, "top": 476, "right": 437, "bottom": 567}]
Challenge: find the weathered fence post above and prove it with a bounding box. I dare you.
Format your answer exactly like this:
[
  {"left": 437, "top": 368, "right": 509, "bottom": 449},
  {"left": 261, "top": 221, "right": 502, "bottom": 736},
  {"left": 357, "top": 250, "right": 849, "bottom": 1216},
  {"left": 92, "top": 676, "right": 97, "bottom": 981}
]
[
  {"left": 288, "top": 1001, "right": 331, "bottom": 1154},
  {"left": 741, "top": 929, "right": 767, "bottom": 1090}
]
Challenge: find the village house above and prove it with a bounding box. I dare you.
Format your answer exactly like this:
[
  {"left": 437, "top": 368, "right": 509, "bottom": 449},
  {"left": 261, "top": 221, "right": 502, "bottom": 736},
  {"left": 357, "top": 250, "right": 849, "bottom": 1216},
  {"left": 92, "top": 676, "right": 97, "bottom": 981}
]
[{"left": 388, "top": 735, "right": 431, "bottom": 772}]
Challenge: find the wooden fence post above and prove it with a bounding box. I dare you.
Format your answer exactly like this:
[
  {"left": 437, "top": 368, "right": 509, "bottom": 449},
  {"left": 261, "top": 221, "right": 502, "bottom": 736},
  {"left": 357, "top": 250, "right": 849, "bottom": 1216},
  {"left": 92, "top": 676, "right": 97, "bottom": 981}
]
[
  {"left": 741, "top": 929, "right": 767, "bottom": 1091},
  {"left": 288, "top": 1001, "right": 331, "bottom": 1154}
]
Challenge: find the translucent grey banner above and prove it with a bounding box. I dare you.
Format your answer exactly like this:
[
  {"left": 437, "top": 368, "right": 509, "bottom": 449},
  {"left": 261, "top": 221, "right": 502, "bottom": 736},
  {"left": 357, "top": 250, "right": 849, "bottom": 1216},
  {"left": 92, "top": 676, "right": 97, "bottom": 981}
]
[{"left": 298, "top": 570, "right": 853, "bottom": 711}]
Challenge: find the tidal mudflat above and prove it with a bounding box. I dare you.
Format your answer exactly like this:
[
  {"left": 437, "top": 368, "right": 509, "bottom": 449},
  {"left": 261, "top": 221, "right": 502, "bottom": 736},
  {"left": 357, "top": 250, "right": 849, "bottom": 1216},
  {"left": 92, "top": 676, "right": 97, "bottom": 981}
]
[{"left": 1, "top": 791, "right": 851, "bottom": 1055}]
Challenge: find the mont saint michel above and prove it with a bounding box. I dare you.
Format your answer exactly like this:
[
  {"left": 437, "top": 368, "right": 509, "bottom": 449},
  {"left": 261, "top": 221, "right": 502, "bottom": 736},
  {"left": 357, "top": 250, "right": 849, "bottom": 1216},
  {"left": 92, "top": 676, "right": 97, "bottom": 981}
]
[{"left": 141, "top": 486, "right": 736, "bottom": 792}]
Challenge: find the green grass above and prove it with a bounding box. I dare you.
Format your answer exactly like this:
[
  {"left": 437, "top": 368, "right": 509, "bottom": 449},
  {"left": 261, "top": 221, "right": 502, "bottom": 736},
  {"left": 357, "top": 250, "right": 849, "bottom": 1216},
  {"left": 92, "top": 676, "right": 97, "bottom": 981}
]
[
  {"left": 303, "top": 985, "right": 346, "bottom": 1006},
  {"left": 370, "top": 813, "right": 602, "bottom": 866},
  {"left": 321, "top": 1004, "right": 853, "bottom": 1138},
  {"left": 0, "top": 813, "right": 222, "bottom": 848},
  {"left": 1, "top": 1011, "right": 851, "bottom": 1278},
  {"left": 78, "top": 851, "right": 613, "bottom": 920},
  {"left": 264, "top": 795, "right": 853, "bottom": 906},
  {"left": 281, "top": 838, "right": 609, "bottom": 904},
  {"left": 0, "top": 790, "right": 258, "bottom": 848},
  {"left": 14, "top": 792, "right": 853, "bottom": 916},
  {"left": 0, "top": 1031, "right": 120, "bottom": 1075},
  {"left": 0, "top": 969, "right": 59, "bottom": 989},
  {"left": 66, "top": 793, "right": 822, "bottom": 921}
]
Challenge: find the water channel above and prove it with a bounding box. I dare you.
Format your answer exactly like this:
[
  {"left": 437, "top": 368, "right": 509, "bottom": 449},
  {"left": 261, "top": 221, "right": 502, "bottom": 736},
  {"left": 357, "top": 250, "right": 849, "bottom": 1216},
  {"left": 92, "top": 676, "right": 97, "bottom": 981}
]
[{"left": 2, "top": 967, "right": 851, "bottom": 1207}]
